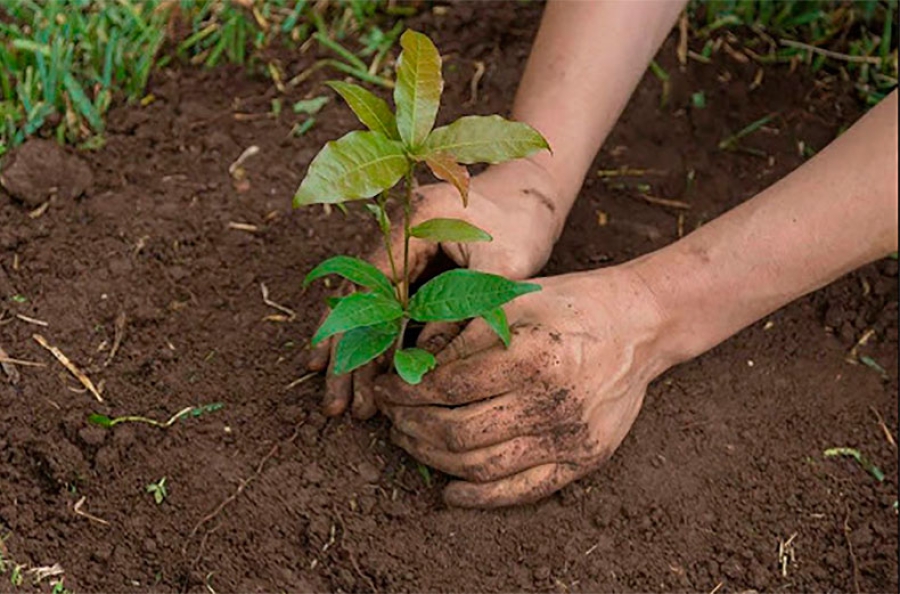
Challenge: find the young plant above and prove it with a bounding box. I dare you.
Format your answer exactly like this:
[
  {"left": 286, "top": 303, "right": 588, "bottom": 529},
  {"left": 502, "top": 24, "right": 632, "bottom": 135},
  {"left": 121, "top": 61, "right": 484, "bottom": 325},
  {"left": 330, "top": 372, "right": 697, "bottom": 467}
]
[
  {"left": 146, "top": 477, "right": 168, "bottom": 505},
  {"left": 295, "top": 29, "right": 549, "bottom": 384}
]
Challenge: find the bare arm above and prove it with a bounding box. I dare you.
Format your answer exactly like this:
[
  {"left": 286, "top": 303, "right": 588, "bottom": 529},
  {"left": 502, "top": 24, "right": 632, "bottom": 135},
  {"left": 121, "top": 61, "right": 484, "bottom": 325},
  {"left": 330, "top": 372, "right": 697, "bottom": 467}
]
[
  {"left": 512, "top": 0, "right": 687, "bottom": 236},
  {"left": 636, "top": 91, "right": 899, "bottom": 368}
]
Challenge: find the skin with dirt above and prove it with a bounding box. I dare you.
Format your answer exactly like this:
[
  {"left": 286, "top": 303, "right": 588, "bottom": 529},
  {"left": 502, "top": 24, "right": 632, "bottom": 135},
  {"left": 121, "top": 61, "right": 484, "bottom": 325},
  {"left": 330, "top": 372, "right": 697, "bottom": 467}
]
[{"left": 0, "top": 4, "right": 897, "bottom": 592}]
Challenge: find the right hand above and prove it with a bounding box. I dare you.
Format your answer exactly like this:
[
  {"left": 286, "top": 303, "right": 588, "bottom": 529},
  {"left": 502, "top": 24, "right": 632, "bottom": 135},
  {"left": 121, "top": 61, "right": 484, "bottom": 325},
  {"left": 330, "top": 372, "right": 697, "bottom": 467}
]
[{"left": 307, "top": 158, "right": 566, "bottom": 419}]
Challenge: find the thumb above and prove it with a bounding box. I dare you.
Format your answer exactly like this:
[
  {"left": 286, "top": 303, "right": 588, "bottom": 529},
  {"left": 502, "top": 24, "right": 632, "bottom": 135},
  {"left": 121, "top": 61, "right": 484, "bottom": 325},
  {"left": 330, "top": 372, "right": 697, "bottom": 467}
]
[{"left": 435, "top": 316, "right": 503, "bottom": 366}]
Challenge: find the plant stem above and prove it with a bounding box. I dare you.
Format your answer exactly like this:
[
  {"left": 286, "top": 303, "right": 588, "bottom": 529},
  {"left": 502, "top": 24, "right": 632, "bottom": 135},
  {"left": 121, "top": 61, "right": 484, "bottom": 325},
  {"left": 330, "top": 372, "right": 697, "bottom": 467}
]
[
  {"left": 401, "top": 168, "right": 414, "bottom": 309},
  {"left": 376, "top": 194, "right": 400, "bottom": 299}
]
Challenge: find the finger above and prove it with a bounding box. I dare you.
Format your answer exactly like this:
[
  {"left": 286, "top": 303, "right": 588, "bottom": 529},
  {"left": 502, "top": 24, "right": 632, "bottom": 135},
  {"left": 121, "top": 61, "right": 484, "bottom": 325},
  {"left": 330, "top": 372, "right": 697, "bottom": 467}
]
[
  {"left": 434, "top": 317, "right": 503, "bottom": 366},
  {"left": 374, "top": 340, "right": 540, "bottom": 407},
  {"left": 351, "top": 362, "right": 378, "bottom": 420},
  {"left": 443, "top": 463, "right": 579, "bottom": 509},
  {"left": 387, "top": 390, "right": 566, "bottom": 452},
  {"left": 322, "top": 343, "right": 352, "bottom": 417},
  {"left": 391, "top": 428, "right": 557, "bottom": 483},
  {"left": 416, "top": 321, "right": 464, "bottom": 354},
  {"left": 307, "top": 336, "right": 331, "bottom": 372}
]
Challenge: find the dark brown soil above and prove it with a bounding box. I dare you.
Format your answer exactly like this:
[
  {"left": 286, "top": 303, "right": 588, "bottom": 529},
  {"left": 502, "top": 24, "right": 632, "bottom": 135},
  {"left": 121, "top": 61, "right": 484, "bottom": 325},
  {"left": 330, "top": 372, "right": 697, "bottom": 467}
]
[{"left": 1, "top": 3, "right": 897, "bottom": 593}]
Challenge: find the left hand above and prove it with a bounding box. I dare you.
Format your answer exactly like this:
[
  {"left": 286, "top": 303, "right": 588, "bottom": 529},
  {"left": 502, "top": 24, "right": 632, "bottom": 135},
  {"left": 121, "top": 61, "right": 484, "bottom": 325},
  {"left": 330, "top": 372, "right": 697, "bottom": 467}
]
[{"left": 374, "top": 266, "right": 673, "bottom": 508}]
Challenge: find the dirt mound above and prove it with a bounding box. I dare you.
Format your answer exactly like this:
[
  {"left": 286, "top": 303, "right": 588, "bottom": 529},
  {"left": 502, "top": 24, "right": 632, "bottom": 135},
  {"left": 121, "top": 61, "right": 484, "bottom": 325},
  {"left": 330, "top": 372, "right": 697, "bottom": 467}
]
[{"left": 0, "top": 139, "right": 93, "bottom": 207}]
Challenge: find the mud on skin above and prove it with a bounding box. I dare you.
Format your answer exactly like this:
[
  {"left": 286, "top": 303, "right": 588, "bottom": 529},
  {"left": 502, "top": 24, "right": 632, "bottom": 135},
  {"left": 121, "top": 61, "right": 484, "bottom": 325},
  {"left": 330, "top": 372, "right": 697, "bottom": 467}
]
[{"left": 0, "top": 2, "right": 896, "bottom": 592}]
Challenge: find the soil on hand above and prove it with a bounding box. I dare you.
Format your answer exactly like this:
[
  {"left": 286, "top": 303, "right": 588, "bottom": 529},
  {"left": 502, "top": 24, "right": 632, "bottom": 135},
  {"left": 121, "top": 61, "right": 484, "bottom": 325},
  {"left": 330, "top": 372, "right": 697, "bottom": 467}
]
[{"left": 1, "top": 3, "right": 897, "bottom": 592}]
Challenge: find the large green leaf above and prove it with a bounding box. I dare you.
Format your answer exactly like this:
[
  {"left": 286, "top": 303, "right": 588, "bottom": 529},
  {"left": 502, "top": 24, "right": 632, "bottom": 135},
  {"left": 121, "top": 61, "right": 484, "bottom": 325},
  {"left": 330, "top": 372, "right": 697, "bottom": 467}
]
[
  {"left": 410, "top": 218, "right": 492, "bottom": 243},
  {"left": 394, "top": 29, "right": 443, "bottom": 149},
  {"left": 333, "top": 320, "right": 401, "bottom": 375},
  {"left": 303, "top": 255, "right": 395, "bottom": 297},
  {"left": 408, "top": 270, "right": 541, "bottom": 322},
  {"left": 394, "top": 348, "right": 437, "bottom": 384},
  {"left": 481, "top": 307, "right": 511, "bottom": 347},
  {"left": 327, "top": 81, "right": 399, "bottom": 140},
  {"left": 422, "top": 115, "right": 549, "bottom": 164},
  {"left": 313, "top": 292, "right": 403, "bottom": 345},
  {"left": 294, "top": 131, "right": 409, "bottom": 206}
]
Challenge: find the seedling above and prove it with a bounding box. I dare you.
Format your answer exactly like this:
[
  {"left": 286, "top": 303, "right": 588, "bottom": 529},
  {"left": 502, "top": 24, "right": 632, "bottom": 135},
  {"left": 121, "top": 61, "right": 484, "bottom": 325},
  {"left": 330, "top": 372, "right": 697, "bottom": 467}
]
[
  {"left": 88, "top": 403, "right": 224, "bottom": 429},
  {"left": 295, "top": 30, "right": 549, "bottom": 384},
  {"left": 823, "top": 447, "right": 885, "bottom": 482},
  {"left": 146, "top": 477, "right": 168, "bottom": 505}
]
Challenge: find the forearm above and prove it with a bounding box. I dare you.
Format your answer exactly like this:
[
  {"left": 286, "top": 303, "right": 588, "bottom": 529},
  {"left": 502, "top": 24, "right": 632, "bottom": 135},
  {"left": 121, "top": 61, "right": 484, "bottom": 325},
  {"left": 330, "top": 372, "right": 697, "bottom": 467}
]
[
  {"left": 631, "top": 92, "right": 899, "bottom": 368},
  {"left": 510, "top": 0, "right": 686, "bottom": 230}
]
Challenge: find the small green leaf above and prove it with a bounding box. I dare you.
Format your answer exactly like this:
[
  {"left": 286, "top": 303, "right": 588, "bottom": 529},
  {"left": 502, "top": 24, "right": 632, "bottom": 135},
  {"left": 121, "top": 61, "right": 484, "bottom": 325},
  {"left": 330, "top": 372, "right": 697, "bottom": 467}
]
[
  {"left": 62, "top": 72, "right": 103, "bottom": 131},
  {"left": 394, "top": 29, "right": 443, "bottom": 149},
  {"left": 824, "top": 447, "right": 885, "bottom": 482},
  {"left": 294, "top": 131, "right": 410, "bottom": 206},
  {"left": 394, "top": 347, "right": 437, "bottom": 384},
  {"left": 327, "top": 81, "right": 399, "bottom": 139},
  {"left": 691, "top": 91, "right": 706, "bottom": 109},
  {"left": 423, "top": 115, "right": 549, "bottom": 164},
  {"left": 365, "top": 203, "right": 392, "bottom": 236},
  {"left": 304, "top": 255, "right": 395, "bottom": 297},
  {"left": 410, "top": 218, "right": 492, "bottom": 243},
  {"left": 423, "top": 151, "right": 470, "bottom": 204},
  {"left": 313, "top": 292, "right": 403, "bottom": 345},
  {"left": 88, "top": 413, "right": 113, "bottom": 428},
  {"left": 481, "top": 307, "right": 511, "bottom": 347},
  {"left": 408, "top": 270, "right": 541, "bottom": 322},
  {"left": 333, "top": 320, "right": 401, "bottom": 375},
  {"left": 293, "top": 96, "right": 329, "bottom": 115}
]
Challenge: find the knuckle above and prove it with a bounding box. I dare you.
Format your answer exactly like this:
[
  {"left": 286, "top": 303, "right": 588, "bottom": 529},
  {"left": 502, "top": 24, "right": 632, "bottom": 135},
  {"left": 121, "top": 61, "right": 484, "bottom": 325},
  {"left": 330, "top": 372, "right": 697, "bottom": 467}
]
[{"left": 443, "top": 426, "right": 473, "bottom": 453}]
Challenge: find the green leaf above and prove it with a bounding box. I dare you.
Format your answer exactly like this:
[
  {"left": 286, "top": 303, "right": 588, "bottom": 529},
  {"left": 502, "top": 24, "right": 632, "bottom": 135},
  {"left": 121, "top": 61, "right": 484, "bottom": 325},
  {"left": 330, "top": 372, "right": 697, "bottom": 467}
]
[
  {"left": 313, "top": 292, "right": 403, "bottom": 345},
  {"left": 333, "top": 320, "right": 401, "bottom": 375},
  {"left": 365, "top": 203, "right": 391, "bottom": 236},
  {"left": 394, "top": 29, "right": 443, "bottom": 149},
  {"left": 327, "top": 81, "right": 399, "bottom": 140},
  {"left": 304, "top": 255, "right": 395, "bottom": 297},
  {"left": 423, "top": 151, "right": 469, "bottom": 205},
  {"left": 293, "top": 96, "right": 329, "bottom": 115},
  {"left": 394, "top": 348, "right": 437, "bottom": 384},
  {"left": 824, "top": 447, "right": 885, "bottom": 482},
  {"left": 481, "top": 307, "right": 511, "bottom": 347},
  {"left": 294, "top": 131, "right": 409, "bottom": 206},
  {"left": 410, "top": 218, "right": 492, "bottom": 243},
  {"left": 408, "top": 270, "right": 541, "bottom": 322},
  {"left": 63, "top": 71, "right": 103, "bottom": 131},
  {"left": 88, "top": 413, "right": 113, "bottom": 428},
  {"left": 422, "top": 115, "right": 549, "bottom": 164}
]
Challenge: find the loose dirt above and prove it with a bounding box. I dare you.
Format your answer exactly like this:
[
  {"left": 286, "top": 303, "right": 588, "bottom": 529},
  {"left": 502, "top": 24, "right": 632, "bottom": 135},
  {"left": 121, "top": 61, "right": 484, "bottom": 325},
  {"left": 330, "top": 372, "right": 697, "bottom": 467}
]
[{"left": 1, "top": 3, "right": 896, "bottom": 593}]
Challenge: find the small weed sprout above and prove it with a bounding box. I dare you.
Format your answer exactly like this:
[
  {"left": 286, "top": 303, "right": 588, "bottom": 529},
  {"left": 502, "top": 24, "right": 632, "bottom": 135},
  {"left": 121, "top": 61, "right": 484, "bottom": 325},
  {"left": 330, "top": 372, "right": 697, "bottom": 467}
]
[
  {"left": 146, "top": 477, "right": 168, "bottom": 505},
  {"left": 295, "top": 29, "right": 549, "bottom": 384}
]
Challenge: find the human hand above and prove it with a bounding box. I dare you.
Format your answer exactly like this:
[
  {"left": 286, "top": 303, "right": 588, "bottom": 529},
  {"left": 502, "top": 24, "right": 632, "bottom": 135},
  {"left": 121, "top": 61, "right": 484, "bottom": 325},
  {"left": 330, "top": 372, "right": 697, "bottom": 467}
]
[
  {"left": 307, "top": 158, "right": 567, "bottom": 419},
  {"left": 374, "top": 266, "right": 672, "bottom": 507}
]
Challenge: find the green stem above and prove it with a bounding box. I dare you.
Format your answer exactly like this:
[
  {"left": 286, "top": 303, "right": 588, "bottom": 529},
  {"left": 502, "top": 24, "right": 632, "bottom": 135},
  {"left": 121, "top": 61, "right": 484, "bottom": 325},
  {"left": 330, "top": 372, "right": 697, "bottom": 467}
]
[
  {"left": 401, "top": 168, "right": 414, "bottom": 308},
  {"left": 376, "top": 195, "right": 400, "bottom": 300}
]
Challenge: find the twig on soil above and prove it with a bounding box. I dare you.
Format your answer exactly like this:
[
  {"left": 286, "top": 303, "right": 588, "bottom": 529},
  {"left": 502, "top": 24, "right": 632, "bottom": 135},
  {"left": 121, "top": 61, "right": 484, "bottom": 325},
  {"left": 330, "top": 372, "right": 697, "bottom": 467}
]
[
  {"left": 27, "top": 564, "right": 64, "bottom": 582},
  {"left": 33, "top": 334, "right": 104, "bottom": 402},
  {"left": 0, "top": 345, "right": 23, "bottom": 384},
  {"left": 0, "top": 356, "right": 46, "bottom": 368},
  {"left": 780, "top": 39, "right": 882, "bottom": 66},
  {"left": 228, "top": 145, "right": 260, "bottom": 176},
  {"left": 843, "top": 514, "right": 861, "bottom": 594},
  {"left": 73, "top": 496, "right": 110, "bottom": 526},
  {"left": 261, "top": 283, "right": 297, "bottom": 321},
  {"left": 597, "top": 167, "right": 666, "bottom": 178},
  {"left": 16, "top": 313, "right": 49, "bottom": 327},
  {"left": 677, "top": 11, "right": 689, "bottom": 67},
  {"left": 869, "top": 406, "right": 896, "bottom": 450},
  {"left": 285, "top": 372, "right": 317, "bottom": 391},
  {"left": 188, "top": 423, "right": 304, "bottom": 541},
  {"left": 29, "top": 202, "right": 51, "bottom": 219},
  {"left": 777, "top": 532, "right": 798, "bottom": 577},
  {"left": 466, "top": 60, "right": 486, "bottom": 106},
  {"left": 227, "top": 222, "right": 260, "bottom": 233},
  {"left": 103, "top": 311, "right": 127, "bottom": 367},
  {"left": 846, "top": 328, "right": 876, "bottom": 362},
  {"left": 639, "top": 194, "right": 692, "bottom": 210},
  {"left": 331, "top": 503, "right": 378, "bottom": 594},
  {"left": 708, "top": 581, "right": 723, "bottom": 594}
]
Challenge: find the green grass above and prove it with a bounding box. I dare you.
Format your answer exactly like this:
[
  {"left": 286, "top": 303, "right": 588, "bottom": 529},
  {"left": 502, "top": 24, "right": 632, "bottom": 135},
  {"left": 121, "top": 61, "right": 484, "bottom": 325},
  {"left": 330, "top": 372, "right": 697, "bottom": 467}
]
[
  {"left": 0, "top": 1, "right": 896, "bottom": 158},
  {"left": 692, "top": 0, "right": 899, "bottom": 104}
]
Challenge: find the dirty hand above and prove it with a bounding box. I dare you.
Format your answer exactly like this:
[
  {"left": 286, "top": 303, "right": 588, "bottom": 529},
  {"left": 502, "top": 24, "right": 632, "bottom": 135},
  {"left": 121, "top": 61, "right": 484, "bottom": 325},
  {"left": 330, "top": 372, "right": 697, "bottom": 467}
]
[
  {"left": 308, "top": 159, "right": 566, "bottom": 419},
  {"left": 374, "top": 266, "right": 672, "bottom": 508}
]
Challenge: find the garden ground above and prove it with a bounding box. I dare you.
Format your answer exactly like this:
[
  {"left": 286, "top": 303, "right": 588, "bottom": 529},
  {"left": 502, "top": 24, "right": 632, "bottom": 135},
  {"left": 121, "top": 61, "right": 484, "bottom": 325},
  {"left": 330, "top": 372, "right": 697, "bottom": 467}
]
[{"left": 0, "top": 3, "right": 897, "bottom": 592}]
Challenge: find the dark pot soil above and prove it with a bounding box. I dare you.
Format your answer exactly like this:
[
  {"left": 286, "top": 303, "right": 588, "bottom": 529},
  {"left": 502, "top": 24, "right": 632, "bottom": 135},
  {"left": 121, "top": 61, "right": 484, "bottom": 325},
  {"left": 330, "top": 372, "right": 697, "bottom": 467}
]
[{"left": 1, "top": 3, "right": 897, "bottom": 593}]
